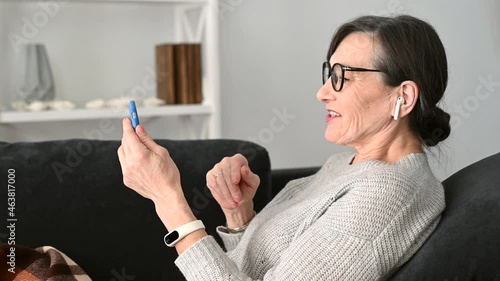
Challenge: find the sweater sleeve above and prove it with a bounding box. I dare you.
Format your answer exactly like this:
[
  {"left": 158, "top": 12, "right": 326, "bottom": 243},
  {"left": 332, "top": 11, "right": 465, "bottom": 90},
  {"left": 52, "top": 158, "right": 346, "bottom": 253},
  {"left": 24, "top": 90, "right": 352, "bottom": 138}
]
[
  {"left": 175, "top": 166, "right": 444, "bottom": 280},
  {"left": 216, "top": 227, "right": 246, "bottom": 252},
  {"left": 175, "top": 177, "right": 382, "bottom": 281},
  {"left": 175, "top": 202, "right": 379, "bottom": 280}
]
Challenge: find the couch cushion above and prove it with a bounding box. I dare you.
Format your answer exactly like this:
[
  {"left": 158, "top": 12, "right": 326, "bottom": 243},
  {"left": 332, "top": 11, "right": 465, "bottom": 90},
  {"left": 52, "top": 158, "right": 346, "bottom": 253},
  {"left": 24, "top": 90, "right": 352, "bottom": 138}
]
[
  {"left": 390, "top": 152, "right": 500, "bottom": 281},
  {"left": 0, "top": 139, "right": 272, "bottom": 281}
]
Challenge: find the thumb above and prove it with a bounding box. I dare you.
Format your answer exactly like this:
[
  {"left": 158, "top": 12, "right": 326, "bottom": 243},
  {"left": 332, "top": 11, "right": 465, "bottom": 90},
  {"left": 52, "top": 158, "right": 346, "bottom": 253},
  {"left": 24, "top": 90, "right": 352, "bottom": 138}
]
[
  {"left": 240, "top": 165, "right": 259, "bottom": 190},
  {"left": 136, "top": 125, "right": 162, "bottom": 154}
]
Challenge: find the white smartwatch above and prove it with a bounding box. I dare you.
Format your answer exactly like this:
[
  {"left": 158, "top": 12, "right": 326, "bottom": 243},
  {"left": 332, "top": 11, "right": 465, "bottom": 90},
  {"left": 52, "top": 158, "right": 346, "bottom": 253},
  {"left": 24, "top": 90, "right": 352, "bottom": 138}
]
[{"left": 164, "top": 220, "right": 205, "bottom": 247}]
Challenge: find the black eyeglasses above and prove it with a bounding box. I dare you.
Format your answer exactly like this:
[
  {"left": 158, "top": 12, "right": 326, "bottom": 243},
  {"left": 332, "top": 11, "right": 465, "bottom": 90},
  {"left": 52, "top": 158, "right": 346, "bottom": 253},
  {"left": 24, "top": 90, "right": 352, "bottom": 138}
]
[{"left": 322, "top": 62, "right": 381, "bottom": 92}]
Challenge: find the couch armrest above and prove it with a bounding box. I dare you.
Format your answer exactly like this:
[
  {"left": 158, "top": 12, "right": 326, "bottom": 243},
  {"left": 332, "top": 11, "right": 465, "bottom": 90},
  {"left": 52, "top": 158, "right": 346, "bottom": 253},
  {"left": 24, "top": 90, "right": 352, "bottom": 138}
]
[{"left": 271, "top": 167, "right": 321, "bottom": 198}]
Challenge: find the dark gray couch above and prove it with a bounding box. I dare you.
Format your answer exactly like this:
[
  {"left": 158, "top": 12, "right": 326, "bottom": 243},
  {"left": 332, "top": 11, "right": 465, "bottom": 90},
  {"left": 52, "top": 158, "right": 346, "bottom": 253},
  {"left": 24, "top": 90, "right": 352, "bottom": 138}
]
[
  {"left": 0, "top": 139, "right": 271, "bottom": 280},
  {"left": 390, "top": 151, "right": 500, "bottom": 281},
  {"left": 0, "top": 139, "right": 499, "bottom": 280}
]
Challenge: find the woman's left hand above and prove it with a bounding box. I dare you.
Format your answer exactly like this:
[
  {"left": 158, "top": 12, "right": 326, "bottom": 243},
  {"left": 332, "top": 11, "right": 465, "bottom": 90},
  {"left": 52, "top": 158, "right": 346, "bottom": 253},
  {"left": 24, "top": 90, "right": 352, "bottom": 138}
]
[{"left": 117, "top": 118, "right": 182, "bottom": 204}]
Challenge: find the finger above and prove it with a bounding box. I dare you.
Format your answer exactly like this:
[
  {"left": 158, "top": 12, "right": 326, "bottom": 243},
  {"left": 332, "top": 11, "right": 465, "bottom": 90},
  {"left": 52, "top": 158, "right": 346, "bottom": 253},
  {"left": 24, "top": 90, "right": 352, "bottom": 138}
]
[
  {"left": 240, "top": 165, "right": 260, "bottom": 190},
  {"left": 206, "top": 170, "right": 219, "bottom": 192},
  {"left": 225, "top": 162, "right": 242, "bottom": 202},
  {"left": 219, "top": 159, "right": 242, "bottom": 203},
  {"left": 214, "top": 166, "right": 237, "bottom": 208},
  {"left": 232, "top": 154, "right": 249, "bottom": 183},
  {"left": 205, "top": 183, "right": 223, "bottom": 204},
  {"left": 123, "top": 117, "right": 136, "bottom": 135},
  {"left": 122, "top": 118, "right": 145, "bottom": 153},
  {"left": 230, "top": 159, "right": 242, "bottom": 184},
  {"left": 206, "top": 170, "right": 215, "bottom": 187},
  {"left": 233, "top": 153, "right": 249, "bottom": 167},
  {"left": 135, "top": 124, "right": 146, "bottom": 134},
  {"left": 135, "top": 124, "right": 165, "bottom": 155}
]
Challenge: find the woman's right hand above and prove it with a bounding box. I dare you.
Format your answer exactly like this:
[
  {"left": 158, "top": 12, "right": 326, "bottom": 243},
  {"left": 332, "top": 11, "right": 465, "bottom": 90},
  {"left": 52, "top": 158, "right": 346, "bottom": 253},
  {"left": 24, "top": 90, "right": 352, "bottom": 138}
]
[{"left": 206, "top": 154, "right": 260, "bottom": 226}]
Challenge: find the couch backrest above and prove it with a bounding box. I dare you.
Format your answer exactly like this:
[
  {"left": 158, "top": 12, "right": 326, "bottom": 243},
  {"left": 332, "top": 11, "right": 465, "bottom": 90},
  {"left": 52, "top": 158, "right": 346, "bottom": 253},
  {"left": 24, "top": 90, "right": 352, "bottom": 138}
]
[
  {"left": 390, "top": 152, "right": 500, "bottom": 280},
  {"left": 0, "top": 139, "right": 272, "bottom": 280}
]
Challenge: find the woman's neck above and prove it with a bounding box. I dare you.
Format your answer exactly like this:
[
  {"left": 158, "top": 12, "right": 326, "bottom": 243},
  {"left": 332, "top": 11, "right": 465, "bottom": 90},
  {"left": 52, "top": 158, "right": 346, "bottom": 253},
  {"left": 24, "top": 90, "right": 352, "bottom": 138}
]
[{"left": 351, "top": 126, "right": 423, "bottom": 164}]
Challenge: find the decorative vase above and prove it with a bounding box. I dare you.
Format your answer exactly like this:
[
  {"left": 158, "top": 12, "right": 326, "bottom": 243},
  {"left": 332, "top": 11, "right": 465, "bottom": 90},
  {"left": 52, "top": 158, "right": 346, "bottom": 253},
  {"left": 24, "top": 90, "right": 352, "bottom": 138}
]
[{"left": 16, "top": 43, "right": 55, "bottom": 103}]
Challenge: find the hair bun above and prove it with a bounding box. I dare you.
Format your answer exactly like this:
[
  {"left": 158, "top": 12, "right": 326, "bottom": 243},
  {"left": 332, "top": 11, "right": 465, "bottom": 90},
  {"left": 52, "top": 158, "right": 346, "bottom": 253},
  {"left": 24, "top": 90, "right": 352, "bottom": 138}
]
[{"left": 420, "top": 106, "right": 451, "bottom": 147}]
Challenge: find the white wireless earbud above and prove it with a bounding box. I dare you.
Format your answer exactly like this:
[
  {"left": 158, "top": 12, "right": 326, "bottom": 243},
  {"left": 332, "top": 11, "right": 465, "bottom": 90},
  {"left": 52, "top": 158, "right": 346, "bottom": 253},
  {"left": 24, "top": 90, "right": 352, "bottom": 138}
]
[{"left": 394, "top": 97, "right": 404, "bottom": 121}]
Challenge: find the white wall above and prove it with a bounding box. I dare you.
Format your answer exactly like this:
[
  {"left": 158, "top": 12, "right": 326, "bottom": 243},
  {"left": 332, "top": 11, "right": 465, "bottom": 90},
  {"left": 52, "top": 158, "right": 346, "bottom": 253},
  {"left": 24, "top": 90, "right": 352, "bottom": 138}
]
[
  {"left": 0, "top": 1, "right": 202, "bottom": 141},
  {"left": 219, "top": 0, "right": 500, "bottom": 179},
  {"left": 2, "top": 2, "right": 175, "bottom": 105},
  {"left": 1, "top": 0, "right": 499, "bottom": 180}
]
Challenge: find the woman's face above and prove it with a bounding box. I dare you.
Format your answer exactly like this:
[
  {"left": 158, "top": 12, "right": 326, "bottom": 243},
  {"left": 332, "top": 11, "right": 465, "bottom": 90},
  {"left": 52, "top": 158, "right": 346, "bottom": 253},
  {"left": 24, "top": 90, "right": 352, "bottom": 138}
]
[{"left": 316, "top": 32, "right": 396, "bottom": 147}]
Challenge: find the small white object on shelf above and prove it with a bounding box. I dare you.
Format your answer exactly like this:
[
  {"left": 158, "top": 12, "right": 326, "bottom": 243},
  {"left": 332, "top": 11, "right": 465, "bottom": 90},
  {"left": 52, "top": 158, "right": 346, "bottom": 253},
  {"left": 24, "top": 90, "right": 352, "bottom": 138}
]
[
  {"left": 49, "top": 100, "right": 76, "bottom": 111},
  {"left": 143, "top": 97, "right": 166, "bottom": 107},
  {"left": 10, "top": 100, "right": 76, "bottom": 112},
  {"left": 11, "top": 101, "right": 28, "bottom": 111},
  {"left": 106, "top": 97, "right": 130, "bottom": 108},
  {"left": 26, "top": 101, "right": 49, "bottom": 112},
  {"left": 85, "top": 99, "right": 106, "bottom": 109}
]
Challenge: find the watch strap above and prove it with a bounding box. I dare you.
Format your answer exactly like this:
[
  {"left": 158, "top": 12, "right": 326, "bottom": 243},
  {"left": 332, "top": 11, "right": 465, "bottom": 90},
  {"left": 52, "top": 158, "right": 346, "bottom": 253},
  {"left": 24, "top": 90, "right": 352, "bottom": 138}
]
[{"left": 164, "top": 220, "right": 205, "bottom": 247}]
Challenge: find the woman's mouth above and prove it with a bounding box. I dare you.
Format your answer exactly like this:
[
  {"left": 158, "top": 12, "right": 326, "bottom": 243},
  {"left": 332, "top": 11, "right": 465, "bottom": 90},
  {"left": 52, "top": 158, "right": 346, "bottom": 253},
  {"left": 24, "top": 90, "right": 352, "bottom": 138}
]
[{"left": 326, "top": 110, "right": 341, "bottom": 122}]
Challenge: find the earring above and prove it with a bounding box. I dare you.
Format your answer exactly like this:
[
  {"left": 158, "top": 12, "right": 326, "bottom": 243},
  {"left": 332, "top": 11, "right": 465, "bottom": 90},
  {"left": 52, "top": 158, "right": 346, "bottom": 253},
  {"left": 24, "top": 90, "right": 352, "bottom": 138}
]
[{"left": 394, "top": 97, "right": 404, "bottom": 121}]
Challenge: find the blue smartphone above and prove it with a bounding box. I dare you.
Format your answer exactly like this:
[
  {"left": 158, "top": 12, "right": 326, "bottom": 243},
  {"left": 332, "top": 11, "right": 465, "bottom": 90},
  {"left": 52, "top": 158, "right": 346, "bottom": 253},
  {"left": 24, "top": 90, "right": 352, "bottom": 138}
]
[{"left": 128, "top": 100, "right": 140, "bottom": 130}]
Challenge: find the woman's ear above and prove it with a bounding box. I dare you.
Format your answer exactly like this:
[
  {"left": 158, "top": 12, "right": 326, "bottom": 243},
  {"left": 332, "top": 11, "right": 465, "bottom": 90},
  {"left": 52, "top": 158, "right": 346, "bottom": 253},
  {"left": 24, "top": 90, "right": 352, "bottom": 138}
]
[{"left": 392, "top": 80, "right": 419, "bottom": 120}]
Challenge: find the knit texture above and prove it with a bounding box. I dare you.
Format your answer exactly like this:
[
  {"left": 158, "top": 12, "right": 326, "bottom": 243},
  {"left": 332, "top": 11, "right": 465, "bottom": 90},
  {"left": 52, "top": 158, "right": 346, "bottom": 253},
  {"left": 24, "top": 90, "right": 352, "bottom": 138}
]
[{"left": 175, "top": 152, "right": 445, "bottom": 280}]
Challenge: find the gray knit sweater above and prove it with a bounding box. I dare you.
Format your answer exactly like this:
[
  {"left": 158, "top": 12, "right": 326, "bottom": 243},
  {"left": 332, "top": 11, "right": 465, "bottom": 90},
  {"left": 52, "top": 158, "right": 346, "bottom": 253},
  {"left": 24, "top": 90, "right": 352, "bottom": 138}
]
[{"left": 175, "top": 152, "right": 445, "bottom": 280}]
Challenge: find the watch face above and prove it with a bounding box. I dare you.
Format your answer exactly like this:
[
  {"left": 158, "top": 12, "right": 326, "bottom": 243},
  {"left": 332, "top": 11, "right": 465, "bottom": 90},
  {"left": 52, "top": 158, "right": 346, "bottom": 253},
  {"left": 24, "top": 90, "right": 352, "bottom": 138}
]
[{"left": 165, "top": 231, "right": 179, "bottom": 245}]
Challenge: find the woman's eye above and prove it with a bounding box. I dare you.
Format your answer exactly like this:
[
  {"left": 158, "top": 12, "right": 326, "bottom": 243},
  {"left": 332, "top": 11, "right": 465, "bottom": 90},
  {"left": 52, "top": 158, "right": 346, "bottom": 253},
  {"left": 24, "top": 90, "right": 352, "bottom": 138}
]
[{"left": 342, "top": 77, "right": 351, "bottom": 81}]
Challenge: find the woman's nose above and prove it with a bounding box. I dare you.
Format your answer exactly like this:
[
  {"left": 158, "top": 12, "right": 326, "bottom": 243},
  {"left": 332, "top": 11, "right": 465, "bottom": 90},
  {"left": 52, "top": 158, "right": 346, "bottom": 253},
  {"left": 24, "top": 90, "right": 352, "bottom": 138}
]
[{"left": 316, "top": 79, "right": 335, "bottom": 103}]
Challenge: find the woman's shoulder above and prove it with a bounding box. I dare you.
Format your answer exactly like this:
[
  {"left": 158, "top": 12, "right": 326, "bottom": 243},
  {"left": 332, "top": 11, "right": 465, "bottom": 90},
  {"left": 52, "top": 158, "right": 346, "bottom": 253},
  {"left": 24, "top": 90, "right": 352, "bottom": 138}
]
[
  {"left": 352, "top": 153, "right": 441, "bottom": 194},
  {"left": 327, "top": 153, "right": 443, "bottom": 217},
  {"left": 323, "top": 154, "right": 445, "bottom": 239}
]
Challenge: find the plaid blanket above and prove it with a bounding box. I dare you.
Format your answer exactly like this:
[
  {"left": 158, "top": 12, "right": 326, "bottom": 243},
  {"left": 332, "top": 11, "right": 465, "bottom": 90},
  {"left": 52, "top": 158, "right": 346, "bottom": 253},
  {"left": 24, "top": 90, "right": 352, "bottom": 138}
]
[{"left": 0, "top": 243, "right": 91, "bottom": 281}]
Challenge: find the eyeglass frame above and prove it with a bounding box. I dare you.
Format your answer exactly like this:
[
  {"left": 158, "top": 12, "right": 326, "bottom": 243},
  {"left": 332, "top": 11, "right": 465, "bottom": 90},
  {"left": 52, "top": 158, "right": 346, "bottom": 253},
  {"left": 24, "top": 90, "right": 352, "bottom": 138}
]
[{"left": 322, "top": 62, "right": 382, "bottom": 92}]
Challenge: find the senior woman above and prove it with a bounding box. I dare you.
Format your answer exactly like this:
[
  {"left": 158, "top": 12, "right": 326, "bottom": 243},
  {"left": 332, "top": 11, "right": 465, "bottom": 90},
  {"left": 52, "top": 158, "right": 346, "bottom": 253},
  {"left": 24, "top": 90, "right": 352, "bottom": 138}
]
[{"left": 118, "top": 15, "right": 451, "bottom": 280}]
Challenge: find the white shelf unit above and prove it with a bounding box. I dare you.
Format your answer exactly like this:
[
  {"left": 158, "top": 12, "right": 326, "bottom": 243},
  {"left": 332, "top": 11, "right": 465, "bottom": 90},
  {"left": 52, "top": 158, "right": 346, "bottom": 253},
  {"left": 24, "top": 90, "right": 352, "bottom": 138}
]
[
  {"left": 0, "top": 105, "right": 212, "bottom": 123},
  {"left": 0, "top": 0, "right": 221, "bottom": 139}
]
